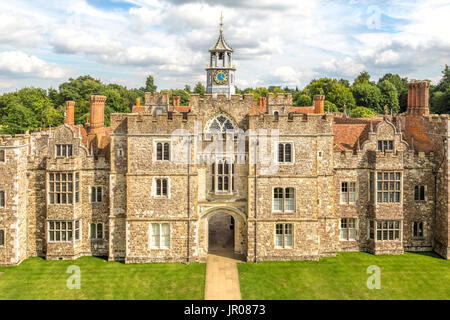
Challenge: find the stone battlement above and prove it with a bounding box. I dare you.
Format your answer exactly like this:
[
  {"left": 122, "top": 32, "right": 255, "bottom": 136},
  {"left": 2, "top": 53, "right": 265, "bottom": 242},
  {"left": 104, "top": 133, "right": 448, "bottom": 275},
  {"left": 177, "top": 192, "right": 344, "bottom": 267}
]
[{"left": 145, "top": 92, "right": 169, "bottom": 106}]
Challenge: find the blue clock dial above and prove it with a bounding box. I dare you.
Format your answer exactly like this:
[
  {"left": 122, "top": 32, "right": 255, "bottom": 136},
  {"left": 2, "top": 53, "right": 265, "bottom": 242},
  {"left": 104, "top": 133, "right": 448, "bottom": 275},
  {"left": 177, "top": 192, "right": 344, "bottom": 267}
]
[{"left": 214, "top": 70, "right": 228, "bottom": 84}]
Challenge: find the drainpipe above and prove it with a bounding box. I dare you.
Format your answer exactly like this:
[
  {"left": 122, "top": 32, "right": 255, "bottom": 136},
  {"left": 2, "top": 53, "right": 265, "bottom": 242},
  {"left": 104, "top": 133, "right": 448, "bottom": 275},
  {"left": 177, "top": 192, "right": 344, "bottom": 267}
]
[
  {"left": 253, "top": 139, "right": 258, "bottom": 263},
  {"left": 432, "top": 136, "right": 447, "bottom": 251},
  {"left": 187, "top": 135, "right": 191, "bottom": 264}
]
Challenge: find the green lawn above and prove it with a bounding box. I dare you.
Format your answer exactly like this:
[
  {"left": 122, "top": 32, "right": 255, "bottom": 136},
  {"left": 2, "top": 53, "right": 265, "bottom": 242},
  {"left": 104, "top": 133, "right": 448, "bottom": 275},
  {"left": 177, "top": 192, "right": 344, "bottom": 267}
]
[
  {"left": 238, "top": 252, "right": 450, "bottom": 300},
  {"left": 0, "top": 257, "right": 205, "bottom": 300}
]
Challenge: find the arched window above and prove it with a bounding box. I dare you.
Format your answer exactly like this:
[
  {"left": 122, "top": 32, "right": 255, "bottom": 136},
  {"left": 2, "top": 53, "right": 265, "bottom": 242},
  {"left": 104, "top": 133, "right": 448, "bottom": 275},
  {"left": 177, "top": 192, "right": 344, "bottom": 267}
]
[
  {"left": 205, "top": 114, "right": 236, "bottom": 134},
  {"left": 274, "top": 111, "right": 279, "bottom": 121}
]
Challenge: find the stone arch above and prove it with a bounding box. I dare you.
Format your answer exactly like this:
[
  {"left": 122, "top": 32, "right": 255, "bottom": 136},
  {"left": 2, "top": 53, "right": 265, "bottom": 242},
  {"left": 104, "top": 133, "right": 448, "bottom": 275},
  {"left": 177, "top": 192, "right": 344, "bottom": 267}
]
[{"left": 200, "top": 206, "right": 247, "bottom": 255}]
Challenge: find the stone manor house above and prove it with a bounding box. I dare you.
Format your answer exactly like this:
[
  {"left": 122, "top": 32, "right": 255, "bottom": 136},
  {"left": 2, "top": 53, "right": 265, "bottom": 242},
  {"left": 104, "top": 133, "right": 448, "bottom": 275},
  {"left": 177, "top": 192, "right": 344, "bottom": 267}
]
[{"left": 1, "top": 27, "right": 449, "bottom": 266}]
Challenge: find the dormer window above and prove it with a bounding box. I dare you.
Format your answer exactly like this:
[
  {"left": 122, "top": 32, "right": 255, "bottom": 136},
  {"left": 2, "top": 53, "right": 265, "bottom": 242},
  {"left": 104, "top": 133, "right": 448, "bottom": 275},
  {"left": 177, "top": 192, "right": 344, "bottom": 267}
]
[
  {"left": 378, "top": 140, "right": 393, "bottom": 152},
  {"left": 56, "top": 144, "right": 73, "bottom": 157}
]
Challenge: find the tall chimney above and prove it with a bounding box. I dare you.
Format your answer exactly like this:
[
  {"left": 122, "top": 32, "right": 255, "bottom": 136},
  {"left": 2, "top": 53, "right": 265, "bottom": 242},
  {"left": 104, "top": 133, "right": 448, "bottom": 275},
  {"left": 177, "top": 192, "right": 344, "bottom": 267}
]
[
  {"left": 89, "top": 95, "right": 107, "bottom": 129},
  {"left": 313, "top": 95, "right": 325, "bottom": 114},
  {"left": 407, "top": 81, "right": 429, "bottom": 116},
  {"left": 173, "top": 96, "right": 180, "bottom": 107},
  {"left": 65, "top": 101, "right": 75, "bottom": 125}
]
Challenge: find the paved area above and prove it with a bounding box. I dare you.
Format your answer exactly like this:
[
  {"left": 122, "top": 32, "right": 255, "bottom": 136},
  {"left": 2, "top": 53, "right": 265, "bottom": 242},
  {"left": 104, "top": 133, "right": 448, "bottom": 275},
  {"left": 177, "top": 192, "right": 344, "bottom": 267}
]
[{"left": 204, "top": 250, "right": 242, "bottom": 300}]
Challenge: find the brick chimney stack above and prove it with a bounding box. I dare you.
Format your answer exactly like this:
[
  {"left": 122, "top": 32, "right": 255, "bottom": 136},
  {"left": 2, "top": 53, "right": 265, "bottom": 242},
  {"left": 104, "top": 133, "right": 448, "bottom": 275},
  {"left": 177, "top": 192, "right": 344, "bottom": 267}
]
[
  {"left": 89, "top": 95, "right": 107, "bottom": 129},
  {"left": 173, "top": 96, "right": 180, "bottom": 107},
  {"left": 313, "top": 95, "right": 325, "bottom": 114},
  {"left": 65, "top": 101, "right": 75, "bottom": 126},
  {"left": 407, "top": 81, "right": 430, "bottom": 116}
]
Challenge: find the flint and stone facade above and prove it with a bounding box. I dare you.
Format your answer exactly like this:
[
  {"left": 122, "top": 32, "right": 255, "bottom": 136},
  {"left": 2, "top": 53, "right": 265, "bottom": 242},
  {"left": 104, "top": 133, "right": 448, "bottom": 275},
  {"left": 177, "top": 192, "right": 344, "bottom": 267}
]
[{"left": 0, "top": 32, "right": 449, "bottom": 266}]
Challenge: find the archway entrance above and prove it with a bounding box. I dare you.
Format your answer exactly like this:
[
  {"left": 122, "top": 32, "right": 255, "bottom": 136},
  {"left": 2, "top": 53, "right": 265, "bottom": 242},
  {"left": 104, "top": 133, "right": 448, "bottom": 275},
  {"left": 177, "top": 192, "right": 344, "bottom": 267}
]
[{"left": 208, "top": 212, "right": 235, "bottom": 251}]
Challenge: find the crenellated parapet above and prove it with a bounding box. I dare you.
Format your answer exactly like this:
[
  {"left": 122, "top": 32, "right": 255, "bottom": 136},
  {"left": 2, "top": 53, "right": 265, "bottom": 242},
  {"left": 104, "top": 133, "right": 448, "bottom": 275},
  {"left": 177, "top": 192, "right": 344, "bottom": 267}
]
[{"left": 248, "top": 113, "right": 333, "bottom": 135}]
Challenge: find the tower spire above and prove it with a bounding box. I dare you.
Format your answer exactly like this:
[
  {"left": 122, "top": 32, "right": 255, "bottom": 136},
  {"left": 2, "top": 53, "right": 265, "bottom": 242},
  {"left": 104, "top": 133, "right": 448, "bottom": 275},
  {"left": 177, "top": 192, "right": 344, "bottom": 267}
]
[{"left": 220, "top": 12, "right": 223, "bottom": 33}]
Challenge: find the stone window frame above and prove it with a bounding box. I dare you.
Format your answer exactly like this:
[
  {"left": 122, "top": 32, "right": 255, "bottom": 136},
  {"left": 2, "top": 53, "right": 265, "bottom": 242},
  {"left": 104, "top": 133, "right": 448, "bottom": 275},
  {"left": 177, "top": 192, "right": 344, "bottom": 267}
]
[
  {"left": 340, "top": 181, "right": 357, "bottom": 204},
  {"left": 48, "top": 172, "right": 80, "bottom": 205},
  {"left": 274, "top": 223, "right": 294, "bottom": 249},
  {"left": 211, "top": 158, "right": 235, "bottom": 195},
  {"left": 90, "top": 186, "right": 103, "bottom": 203},
  {"left": 116, "top": 148, "right": 124, "bottom": 157},
  {"left": 154, "top": 140, "right": 171, "bottom": 162},
  {"left": 272, "top": 186, "right": 296, "bottom": 213},
  {"left": 277, "top": 142, "right": 294, "bottom": 164},
  {"left": 0, "top": 189, "right": 5, "bottom": 209},
  {"left": 90, "top": 222, "right": 105, "bottom": 240},
  {"left": 55, "top": 144, "right": 73, "bottom": 158},
  {"left": 370, "top": 171, "right": 402, "bottom": 204},
  {"left": 47, "top": 220, "right": 81, "bottom": 243},
  {"left": 153, "top": 177, "right": 171, "bottom": 198},
  {"left": 375, "top": 220, "right": 402, "bottom": 241},
  {"left": 414, "top": 185, "right": 426, "bottom": 202},
  {"left": 0, "top": 149, "right": 5, "bottom": 163},
  {"left": 377, "top": 140, "right": 394, "bottom": 152},
  {"left": 413, "top": 221, "right": 425, "bottom": 239},
  {"left": 340, "top": 218, "right": 358, "bottom": 241},
  {"left": 149, "top": 222, "right": 171, "bottom": 250},
  {"left": 0, "top": 229, "right": 5, "bottom": 247}
]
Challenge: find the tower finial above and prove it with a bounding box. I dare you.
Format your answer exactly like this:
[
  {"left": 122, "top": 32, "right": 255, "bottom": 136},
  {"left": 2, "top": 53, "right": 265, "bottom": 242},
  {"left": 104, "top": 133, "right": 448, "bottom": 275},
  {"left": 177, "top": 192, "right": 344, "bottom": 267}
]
[{"left": 220, "top": 12, "right": 223, "bottom": 33}]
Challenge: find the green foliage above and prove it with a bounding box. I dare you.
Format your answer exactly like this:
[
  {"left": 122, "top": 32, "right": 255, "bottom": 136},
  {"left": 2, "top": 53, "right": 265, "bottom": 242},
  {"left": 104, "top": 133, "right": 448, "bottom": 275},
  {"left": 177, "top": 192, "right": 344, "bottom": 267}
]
[
  {"left": 162, "top": 89, "right": 190, "bottom": 106},
  {"left": 293, "top": 94, "right": 312, "bottom": 106},
  {"left": 351, "top": 83, "right": 382, "bottom": 114},
  {"left": 142, "top": 75, "right": 157, "bottom": 94},
  {"left": 353, "top": 71, "right": 373, "bottom": 85},
  {"left": 377, "top": 80, "right": 400, "bottom": 113},
  {"left": 193, "top": 82, "right": 205, "bottom": 97},
  {"left": 304, "top": 78, "right": 355, "bottom": 110},
  {"left": 350, "top": 106, "right": 375, "bottom": 118},
  {"left": 378, "top": 73, "right": 408, "bottom": 112},
  {"left": 324, "top": 100, "right": 338, "bottom": 112},
  {"left": 430, "top": 65, "right": 450, "bottom": 114}
]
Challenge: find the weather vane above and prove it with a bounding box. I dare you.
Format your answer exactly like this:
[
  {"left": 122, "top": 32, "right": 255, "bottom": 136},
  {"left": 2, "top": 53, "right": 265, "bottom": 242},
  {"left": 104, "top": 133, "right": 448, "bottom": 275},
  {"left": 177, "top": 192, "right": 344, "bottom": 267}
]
[{"left": 220, "top": 12, "right": 223, "bottom": 33}]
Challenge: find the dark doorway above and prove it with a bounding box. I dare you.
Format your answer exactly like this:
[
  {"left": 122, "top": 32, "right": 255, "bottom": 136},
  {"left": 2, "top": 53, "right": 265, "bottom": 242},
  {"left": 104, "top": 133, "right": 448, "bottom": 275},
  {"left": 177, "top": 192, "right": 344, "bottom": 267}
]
[{"left": 208, "top": 213, "right": 235, "bottom": 251}]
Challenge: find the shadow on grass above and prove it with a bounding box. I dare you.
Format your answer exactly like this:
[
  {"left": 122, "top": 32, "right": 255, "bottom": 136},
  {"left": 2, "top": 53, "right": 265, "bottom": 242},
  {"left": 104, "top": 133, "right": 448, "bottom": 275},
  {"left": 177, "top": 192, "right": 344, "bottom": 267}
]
[{"left": 405, "top": 251, "right": 444, "bottom": 259}]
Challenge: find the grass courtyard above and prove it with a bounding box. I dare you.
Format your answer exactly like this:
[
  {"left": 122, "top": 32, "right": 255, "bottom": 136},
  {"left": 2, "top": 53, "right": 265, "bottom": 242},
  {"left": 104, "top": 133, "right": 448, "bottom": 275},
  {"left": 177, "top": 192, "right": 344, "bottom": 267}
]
[
  {"left": 0, "top": 252, "right": 448, "bottom": 300},
  {"left": 238, "top": 252, "right": 450, "bottom": 300},
  {"left": 0, "top": 257, "right": 205, "bottom": 300}
]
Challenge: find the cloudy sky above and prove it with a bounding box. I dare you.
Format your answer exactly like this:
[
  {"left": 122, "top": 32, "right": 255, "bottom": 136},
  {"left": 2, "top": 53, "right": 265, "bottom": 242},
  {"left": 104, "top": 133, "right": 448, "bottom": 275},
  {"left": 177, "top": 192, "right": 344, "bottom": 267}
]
[{"left": 0, "top": 0, "right": 449, "bottom": 93}]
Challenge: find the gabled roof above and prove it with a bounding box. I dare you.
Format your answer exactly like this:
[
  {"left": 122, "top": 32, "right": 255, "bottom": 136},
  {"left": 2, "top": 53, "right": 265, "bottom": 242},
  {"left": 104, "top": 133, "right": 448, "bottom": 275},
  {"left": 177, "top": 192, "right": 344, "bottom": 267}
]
[{"left": 210, "top": 32, "right": 233, "bottom": 52}]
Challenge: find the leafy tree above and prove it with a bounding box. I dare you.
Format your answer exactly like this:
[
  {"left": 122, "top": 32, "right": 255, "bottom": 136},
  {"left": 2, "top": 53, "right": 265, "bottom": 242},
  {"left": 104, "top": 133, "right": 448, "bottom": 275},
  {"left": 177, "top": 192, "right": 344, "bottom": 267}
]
[
  {"left": 143, "top": 75, "right": 157, "bottom": 94},
  {"left": 294, "top": 94, "right": 312, "bottom": 106},
  {"left": 163, "top": 89, "right": 190, "bottom": 106},
  {"left": 353, "top": 71, "right": 373, "bottom": 85},
  {"left": 193, "top": 82, "right": 205, "bottom": 97},
  {"left": 377, "top": 80, "right": 399, "bottom": 113},
  {"left": 351, "top": 83, "right": 382, "bottom": 113},
  {"left": 184, "top": 85, "right": 191, "bottom": 93},
  {"left": 350, "top": 106, "right": 375, "bottom": 118},
  {"left": 378, "top": 73, "right": 408, "bottom": 112},
  {"left": 324, "top": 100, "right": 338, "bottom": 112},
  {"left": 304, "top": 78, "right": 355, "bottom": 110}
]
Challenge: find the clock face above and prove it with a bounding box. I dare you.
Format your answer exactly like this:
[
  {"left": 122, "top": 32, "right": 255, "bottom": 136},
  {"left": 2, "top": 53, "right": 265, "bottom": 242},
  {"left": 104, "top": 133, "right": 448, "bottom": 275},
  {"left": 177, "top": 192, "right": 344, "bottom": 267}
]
[{"left": 214, "top": 70, "right": 228, "bottom": 85}]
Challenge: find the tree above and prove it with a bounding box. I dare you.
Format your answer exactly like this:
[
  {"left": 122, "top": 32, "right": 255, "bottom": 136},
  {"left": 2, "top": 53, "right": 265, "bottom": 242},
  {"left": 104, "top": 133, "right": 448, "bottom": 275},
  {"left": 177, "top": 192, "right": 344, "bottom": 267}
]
[
  {"left": 350, "top": 106, "right": 375, "bottom": 118},
  {"left": 324, "top": 100, "right": 338, "bottom": 112},
  {"left": 304, "top": 78, "right": 355, "bottom": 110},
  {"left": 430, "top": 65, "right": 450, "bottom": 114},
  {"left": 143, "top": 75, "right": 157, "bottom": 94},
  {"left": 353, "top": 71, "right": 373, "bottom": 85},
  {"left": 377, "top": 80, "right": 399, "bottom": 113},
  {"left": 193, "top": 82, "right": 205, "bottom": 97},
  {"left": 351, "top": 83, "right": 382, "bottom": 113},
  {"left": 293, "top": 94, "right": 311, "bottom": 106},
  {"left": 184, "top": 85, "right": 191, "bottom": 93},
  {"left": 378, "top": 73, "right": 408, "bottom": 112}
]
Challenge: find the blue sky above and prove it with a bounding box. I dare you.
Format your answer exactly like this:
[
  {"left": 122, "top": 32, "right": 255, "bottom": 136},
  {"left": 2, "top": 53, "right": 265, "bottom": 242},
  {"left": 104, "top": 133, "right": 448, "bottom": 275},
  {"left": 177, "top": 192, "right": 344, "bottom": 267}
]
[{"left": 0, "top": 0, "right": 449, "bottom": 93}]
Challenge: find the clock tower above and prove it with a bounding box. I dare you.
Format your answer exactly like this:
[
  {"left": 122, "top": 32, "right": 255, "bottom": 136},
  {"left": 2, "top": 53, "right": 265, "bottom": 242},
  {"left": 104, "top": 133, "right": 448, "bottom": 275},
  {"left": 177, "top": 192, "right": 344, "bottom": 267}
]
[{"left": 206, "top": 14, "right": 236, "bottom": 98}]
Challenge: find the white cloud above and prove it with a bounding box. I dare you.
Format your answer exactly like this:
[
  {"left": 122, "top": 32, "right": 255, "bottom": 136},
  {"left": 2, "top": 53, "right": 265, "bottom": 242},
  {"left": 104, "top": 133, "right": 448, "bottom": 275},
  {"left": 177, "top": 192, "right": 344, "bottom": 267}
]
[
  {"left": 0, "top": 51, "right": 66, "bottom": 79},
  {"left": 267, "top": 66, "right": 302, "bottom": 87},
  {"left": 320, "top": 57, "right": 366, "bottom": 78}
]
